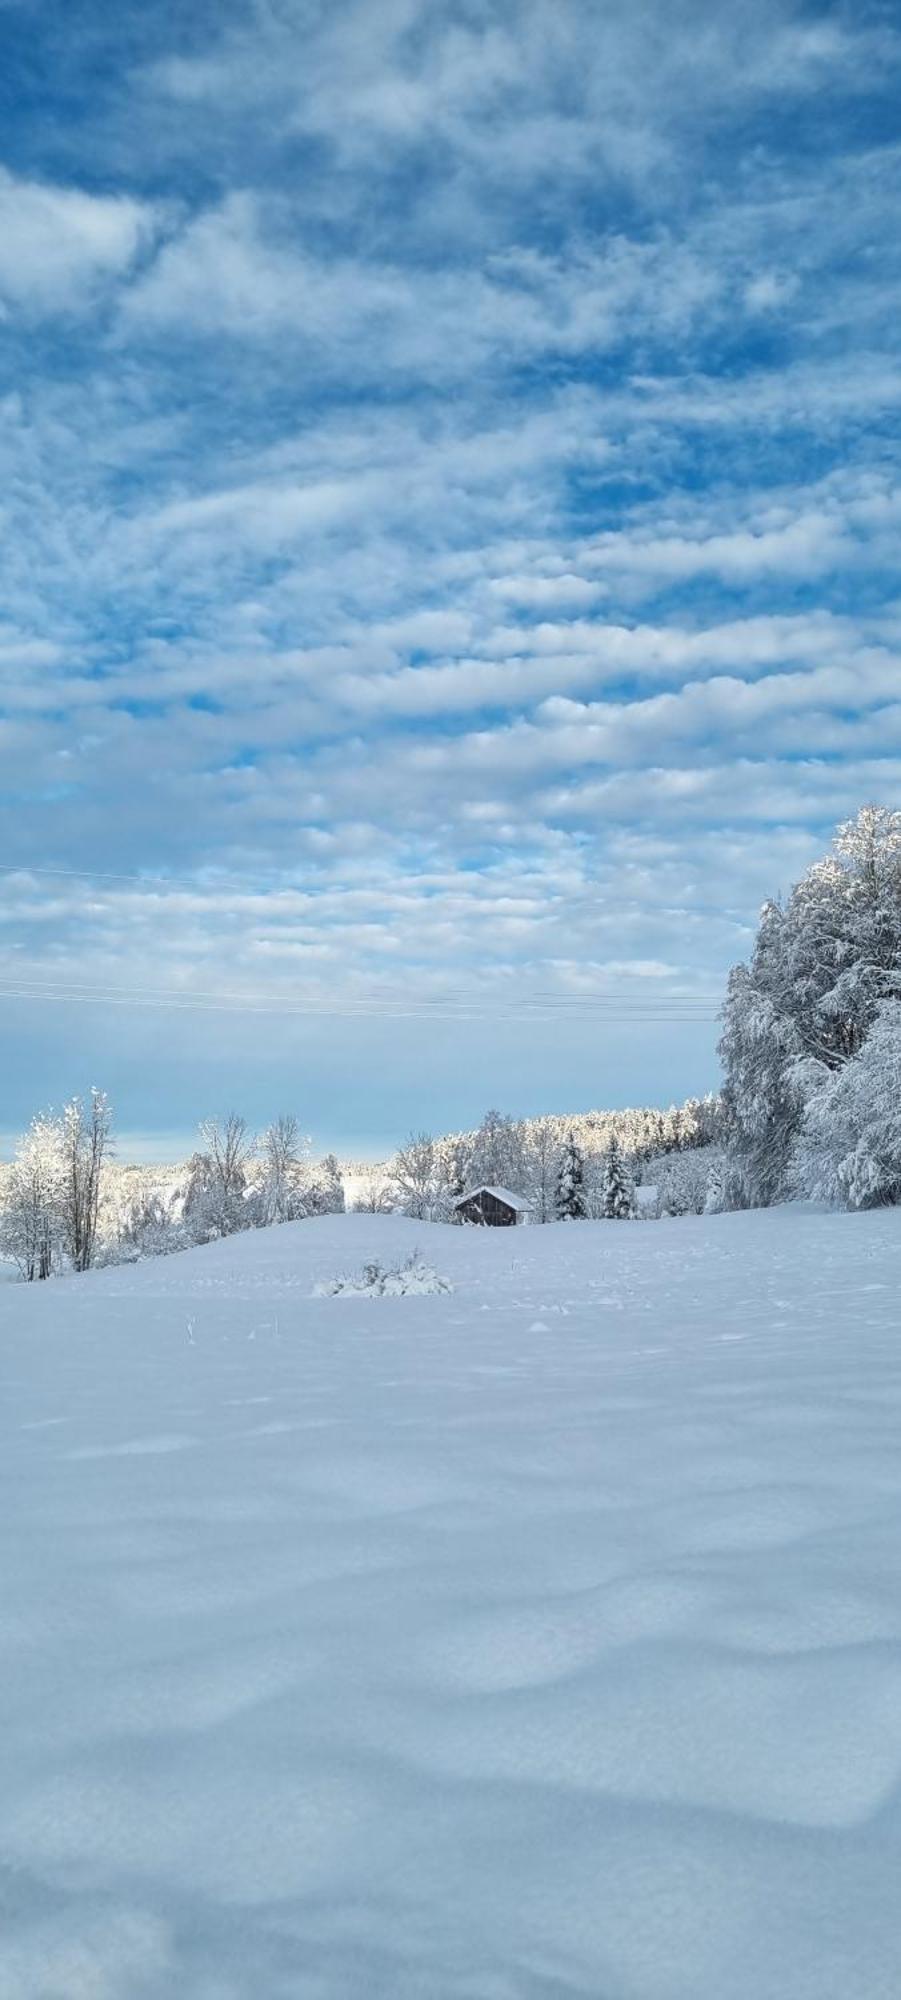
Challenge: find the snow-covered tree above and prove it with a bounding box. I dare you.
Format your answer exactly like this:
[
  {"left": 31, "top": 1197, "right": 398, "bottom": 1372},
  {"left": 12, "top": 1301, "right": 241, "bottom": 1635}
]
[
  {"left": 703, "top": 1157, "right": 726, "bottom": 1215},
  {"left": 257, "top": 1115, "right": 309, "bottom": 1225},
  {"left": 601, "top": 1136, "right": 634, "bottom": 1219},
  {"left": 59, "top": 1090, "right": 113, "bottom": 1272},
  {"left": 469, "top": 1109, "right": 527, "bottom": 1192},
  {"left": 185, "top": 1113, "right": 254, "bottom": 1242},
  {"left": 794, "top": 1001, "right": 901, "bottom": 1208},
  {"left": 555, "top": 1132, "right": 588, "bottom": 1219},
  {"left": 525, "top": 1118, "right": 559, "bottom": 1223},
  {"left": 393, "top": 1131, "right": 441, "bottom": 1219},
  {"left": 1, "top": 1114, "right": 65, "bottom": 1279},
  {"left": 720, "top": 807, "right": 901, "bottom": 1204},
  {"left": 307, "top": 1153, "right": 345, "bottom": 1215},
  {"left": 352, "top": 1178, "right": 396, "bottom": 1213},
  {"left": 442, "top": 1135, "right": 470, "bottom": 1203}
]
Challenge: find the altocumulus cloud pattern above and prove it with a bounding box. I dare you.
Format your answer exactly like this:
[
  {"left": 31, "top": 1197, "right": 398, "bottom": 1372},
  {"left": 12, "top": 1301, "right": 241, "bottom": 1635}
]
[{"left": 1, "top": 0, "right": 900, "bottom": 1144}]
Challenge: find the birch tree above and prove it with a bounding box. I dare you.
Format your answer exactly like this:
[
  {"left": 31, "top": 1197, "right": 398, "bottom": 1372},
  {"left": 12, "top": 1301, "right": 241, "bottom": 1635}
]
[
  {"left": 59, "top": 1090, "right": 112, "bottom": 1273},
  {"left": 258, "top": 1115, "right": 308, "bottom": 1224},
  {"left": 1, "top": 1115, "right": 64, "bottom": 1279}
]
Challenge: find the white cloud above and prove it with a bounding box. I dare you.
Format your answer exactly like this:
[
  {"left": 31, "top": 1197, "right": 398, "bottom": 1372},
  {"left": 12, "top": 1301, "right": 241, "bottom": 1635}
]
[
  {"left": 123, "top": 193, "right": 724, "bottom": 377},
  {"left": 2, "top": 0, "right": 901, "bottom": 1135},
  {"left": 0, "top": 170, "right": 157, "bottom": 313}
]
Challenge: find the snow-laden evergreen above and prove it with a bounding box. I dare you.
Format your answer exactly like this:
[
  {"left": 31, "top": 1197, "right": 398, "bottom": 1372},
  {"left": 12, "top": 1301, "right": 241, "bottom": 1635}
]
[
  {"left": 601, "top": 1135, "right": 634, "bottom": 1219},
  {"left": 554, "top": 1132, "right": 588, "bottom": 1219}
]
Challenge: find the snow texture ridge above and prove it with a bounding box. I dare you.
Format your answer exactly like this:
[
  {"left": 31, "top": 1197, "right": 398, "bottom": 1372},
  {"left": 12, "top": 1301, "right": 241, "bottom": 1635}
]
[{"left": 3, "top": 1208, "right": 901, "bottom": 1997}]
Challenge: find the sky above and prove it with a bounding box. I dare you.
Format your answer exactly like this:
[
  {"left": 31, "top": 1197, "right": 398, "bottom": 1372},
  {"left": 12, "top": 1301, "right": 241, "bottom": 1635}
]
[{"left": 1, "top": 0, "right": 900, "bottom": 1159}]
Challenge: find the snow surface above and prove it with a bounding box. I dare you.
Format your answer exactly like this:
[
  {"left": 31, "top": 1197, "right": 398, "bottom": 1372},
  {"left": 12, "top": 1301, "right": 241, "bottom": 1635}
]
[{"left": 4, "top": 1208, "right": 901, "bottom": 1997}]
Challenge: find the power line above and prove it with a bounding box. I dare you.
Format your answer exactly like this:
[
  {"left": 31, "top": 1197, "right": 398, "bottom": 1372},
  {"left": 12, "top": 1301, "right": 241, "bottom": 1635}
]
[
  {"left": 0, "top": 861, "right": 295, "bottom": 893},
  {"left": 0, "top": 863, "right": 725, "bottom": 1022},
  {"left": 0, "top": 973, "right": 721, "bottom": 1008},
  {"left": 0, "top": 974, "right": 720, "bottom": 1024}
]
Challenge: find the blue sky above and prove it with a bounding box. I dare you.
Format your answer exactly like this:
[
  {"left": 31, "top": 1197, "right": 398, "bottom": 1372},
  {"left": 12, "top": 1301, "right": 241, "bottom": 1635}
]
[{"left": 1, "top": 0, "right": 900, "bottom": 1158}]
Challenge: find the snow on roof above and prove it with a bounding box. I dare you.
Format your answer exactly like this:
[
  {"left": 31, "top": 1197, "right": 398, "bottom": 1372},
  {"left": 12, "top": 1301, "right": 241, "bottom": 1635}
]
[{"left": 454, "top": 1185, "right": 533, "bottom": 1211}]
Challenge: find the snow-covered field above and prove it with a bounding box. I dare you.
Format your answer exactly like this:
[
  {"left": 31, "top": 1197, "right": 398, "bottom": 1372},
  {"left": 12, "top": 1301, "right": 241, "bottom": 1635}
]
[{"left": 4, "top": 1210, "right": 901, "bottom": 1998}]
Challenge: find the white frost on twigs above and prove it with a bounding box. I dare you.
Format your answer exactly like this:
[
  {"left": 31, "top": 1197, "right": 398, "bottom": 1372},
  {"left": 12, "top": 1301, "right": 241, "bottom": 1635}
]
[{"left": 314, "top": 1253, "right": 453, "bottom": 1298}]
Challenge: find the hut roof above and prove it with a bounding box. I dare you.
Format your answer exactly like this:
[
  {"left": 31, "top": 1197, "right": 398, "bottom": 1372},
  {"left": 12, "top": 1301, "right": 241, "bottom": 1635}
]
[{"left": 453, "top": 1186, "right": 533, "bottom": 1212}]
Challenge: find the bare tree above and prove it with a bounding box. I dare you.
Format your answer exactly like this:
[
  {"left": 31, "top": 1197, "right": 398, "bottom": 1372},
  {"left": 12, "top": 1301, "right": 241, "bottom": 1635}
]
[
  {"left": 59, "top": 1090, "right": 113, "bottom": 1272},
  {"left": 353, "top": 1178, "right": 396, "bottom": 1214},
  {"left": 186, "top": 1113, "right": 255, "bottom": 1240},
  {"left": 201, "top": 1113, "right": 253, "bottom": 1194},
  {"left": 306, "top": 1153, "right": 345, "bottom": 1215},
  {"left": 259, "top": 1114, "right": 308, "bottom": 1223},
  {"left": 393, "top": 1131, "right": 438, "bottom": 1219},
  {"left": 525, "top": 1117, "right": 558, "bottom": 1223}
]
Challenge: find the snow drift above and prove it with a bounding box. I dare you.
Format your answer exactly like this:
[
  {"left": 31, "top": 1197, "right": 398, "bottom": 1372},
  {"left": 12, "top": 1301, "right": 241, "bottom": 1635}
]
[{"left": 3, "top": 1207, "right": 901, "bottom": 1998}]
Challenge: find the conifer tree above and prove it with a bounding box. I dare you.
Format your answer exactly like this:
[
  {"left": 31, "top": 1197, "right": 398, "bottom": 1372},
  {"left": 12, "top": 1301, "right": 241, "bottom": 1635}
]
[
  {"left": 555, "top": 1132, "right": 588, "bottom": 1219},
  {"left": 601, "top": 1135, "right": 634, "bottom": 1219}
]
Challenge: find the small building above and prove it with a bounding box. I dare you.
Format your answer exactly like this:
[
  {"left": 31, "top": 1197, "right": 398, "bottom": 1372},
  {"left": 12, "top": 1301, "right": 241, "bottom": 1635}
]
[{"left": 453, "top": 1185, "right": 532, "bottom": 1227}]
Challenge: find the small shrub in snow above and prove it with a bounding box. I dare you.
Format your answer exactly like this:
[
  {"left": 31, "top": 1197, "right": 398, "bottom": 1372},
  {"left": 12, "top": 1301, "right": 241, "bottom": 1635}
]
[{"left": 314, "top": 1254, "right": 452, "bottom": 1298}]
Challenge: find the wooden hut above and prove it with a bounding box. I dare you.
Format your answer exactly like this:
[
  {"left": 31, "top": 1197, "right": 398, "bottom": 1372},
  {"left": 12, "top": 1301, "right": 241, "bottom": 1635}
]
[{"left": 452, "top": 1185, "right": 532, "bottom": 1227}]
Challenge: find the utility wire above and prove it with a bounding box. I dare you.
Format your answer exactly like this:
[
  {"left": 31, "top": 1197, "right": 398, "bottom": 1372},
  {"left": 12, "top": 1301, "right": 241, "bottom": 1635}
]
[
  {"left": 0, "top": 977, "right": 720, "bottom": 1024},
  {"left": 0, "top": 863, "right": 724, "bottom": 1021}
]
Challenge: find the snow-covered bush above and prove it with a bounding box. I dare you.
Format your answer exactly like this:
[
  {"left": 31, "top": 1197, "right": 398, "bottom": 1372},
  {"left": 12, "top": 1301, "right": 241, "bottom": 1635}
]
[
  {"left": 650, "top": 1143, "right": 727, "bottom": 1217},
  {"left": 351, "top": 1181, "right": 398, "bottom": 1214},
  {"left": 314, "top": 1254, "right": 452, "bottom": 1297},
  {"left": 114, "top": 1188, "right": 187, "bottom": 1261},
  {"left": 305, "top": 1153, "right": 346, "bottom": 1216}
]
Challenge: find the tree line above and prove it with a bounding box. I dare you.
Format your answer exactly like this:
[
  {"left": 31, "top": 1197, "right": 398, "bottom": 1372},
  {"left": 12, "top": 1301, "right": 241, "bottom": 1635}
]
[
  {"left": 0, "top": 1087, "right": 722, "bottom": 1279},
  {"left": 0, "top": 1107, "right": 345, "bottom": 1280},
  {"left": 384, "top": 1097, "right": 721, "bottom": 1223}
]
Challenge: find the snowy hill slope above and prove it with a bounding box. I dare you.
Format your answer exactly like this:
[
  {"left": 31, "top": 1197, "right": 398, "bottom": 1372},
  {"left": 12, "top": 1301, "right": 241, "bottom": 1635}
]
[{"left": 3, "top": 1209, "right": 901, "bottom": 1997}]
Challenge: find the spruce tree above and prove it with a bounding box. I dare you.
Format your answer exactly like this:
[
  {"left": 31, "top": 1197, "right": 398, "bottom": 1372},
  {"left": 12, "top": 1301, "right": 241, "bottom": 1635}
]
[
  {"left": 601, "top": 1135, "right": 634, "bottom": 1219},
  {"left": 555, "top": 1133, "right": 588, "bottom": 1219}
]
